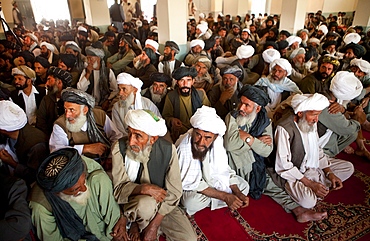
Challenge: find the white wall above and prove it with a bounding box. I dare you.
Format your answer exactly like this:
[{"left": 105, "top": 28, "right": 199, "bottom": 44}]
[
  {"left": 306, "top": 0, "right": 324, "bottom": 13},
  {"left": 84, "top": 0, "right": 110, "bottom": 26},
  {"left": 322, "top": 0, "right": 357, "bottom": 13},
  {"left": 270, "top": 0, "right": 282, "bottom": 15}
]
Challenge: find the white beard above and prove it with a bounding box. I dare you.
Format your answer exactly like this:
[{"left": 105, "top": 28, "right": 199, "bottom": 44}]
[
  {"left": 236, "top": 108, "right": 257, "bottom": 127},
  {"left": 134, "top": 56, "right": 145, "bottom": 70},
  {"left": 126, "top": 140, "right": 152, "bottom": 164},
  {"left": 58, "top": 183, "right": 90, "bottom": 206},
  {"left": 119, "top": 91, "right": 135, "bottom": 107},
  {"left": 149, "top": 86, "right": 167, "bottom": 104},
  {"left": 297, "top": 116, "right": 315, "bottom": 133},
  {"left": 66, "top": 112, "right": 87, "bottom": 133}
]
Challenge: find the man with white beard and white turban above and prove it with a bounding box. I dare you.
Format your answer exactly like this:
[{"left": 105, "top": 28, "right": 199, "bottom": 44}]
[
  {"left": 247, "top": 48, "right": 281, "bottom": 78},
  {"left": 268, "top": 93, "right": 354, "bottom": 216},
  {"left": 176, "top": 106, "right": 249, "bottom": 215},
  {"left": 184, "top": 39, "right": 207, "bottom": 67},
  {"left": 111, "top": 109, "right": 197, "bottom": 241},
  {"left": 254, "top": 58, "right": 302, "bottom": 118},
  {"left": 112, "top": 73, "right": 161, "bottom": 137}
]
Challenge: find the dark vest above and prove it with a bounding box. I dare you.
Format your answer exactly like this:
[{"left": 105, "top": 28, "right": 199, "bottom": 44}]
[
  {"left": 10, "top": 86, "right": 46, "bottom": 113},
  {"left": 118, "top": 137, "right": 172, "bottom": 188},
  {"left": 167, "top": 87, "right": 204, "bottom": 119},
  {"left": 266, "top": 115, "right": 305, "bottom": 189},
  {"left": 251, "top": 54, "right": 266, "bottom": 76},
  {"left": 142, "top": 89, "right": 166, "bottom": 113}
]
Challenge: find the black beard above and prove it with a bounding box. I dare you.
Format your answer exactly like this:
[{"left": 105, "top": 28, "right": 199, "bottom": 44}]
[
  {"left": 191, "top": 137, "right": 210, "bottom": 162},
  {"left": 40, "top": 52, "right": 49, "bottom": 59},
  {"left": 163, "top": 53, "right": 172, "bottom": 61},
  {"left": 119, "top": 47, "right": 127, "bottom": 55},
  {"left": 179, "top": 87, "right": 191, "bottom": 96},
  {"left": 15, "top": 82, "right": 28, "bottom": 90}
]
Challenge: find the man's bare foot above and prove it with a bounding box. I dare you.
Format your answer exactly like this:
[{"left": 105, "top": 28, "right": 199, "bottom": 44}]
[
  {"left": 292, "top": 206, "right": 327, "bottom": 223},
  {"left": 128, "top": 222, "right": 140, "bottom": 241},
  {"left": 343, "top": 146, "right": 354, "bottom": 154}
]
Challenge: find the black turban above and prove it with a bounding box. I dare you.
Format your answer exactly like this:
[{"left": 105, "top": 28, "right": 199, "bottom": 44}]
[
  {"left": 61, "top": 87, "right": 95, "bottom": 108},
  {"left": 59, "top": 53, "right": 76, "bottom": 69},
  {"left": 144, "top": 47, "right": 158, "bottom": 65},
  {"left": 165, "top": 41, "right": 180, "bottom": 54},
  {"left": 172, "top": 66, "right": 197, "bottom": 80},
  {"left": 279, "top": 30, "right": 291, "bottom": 38},
  {"left": 238, "top": 85, "right": 270, "bottom": 107},
  {"left": 120, "top": 33, "right": 133, "bottom": 48},
  {"left": 264, "top": 41, "right": 278, "bottom": 50},
  {"left": 149, "top": 72, "right": 172, "bottom": 87},
  {"left": 221, "top": 65, "right": 243, "bottom": 79},
  {"left": 15, "top": 51, "right": 35, "bottom": 64},
  {"left": 322, "top": 40, "right": 337, "bottom": 50},
  {"left": 35, "top": 56, "right": 50, "bottom": 68},
  {"left": 277, "top": 40, "right": 289, "bottom": 50},
  {"left": 48, "top": 66, "right": 72, "bottom": 87},
  {"left": 204, "top": 38, "right": 216, "bottom": 51},
  {"left": 344, "top": 43, "right": 366, "bottom": 58},
  {"left": 60, "top": 34, "right": 74, "bottom": 41}
]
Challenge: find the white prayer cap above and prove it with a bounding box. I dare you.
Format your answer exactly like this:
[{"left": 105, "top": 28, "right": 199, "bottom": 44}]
[
  {"left": 236, "top": 45, "right": 254, "bottom": 59},
  {"left": 344, "top": 33, "right": 361, "bottom": 45},
  {"left": 125, "top": 109, "right": 167, "bottom": 137},
  {"left": 318, "top": 25, "right": 328, "bottom": 35},
  {"left": 308, "top": 37, "right": 320, "bottom": 45},
  {"left": 145, "top": 39, "right": 159, "bottom": 52},
  {"left": 330, "top": 71, "right": 363, "bottom": 101},
  {"left": 40, "top": 41, "right": 55, "bottom": 52},
  {"left": 242, "top": 28, "right": 251, "bottom": 35},
  {"left": 190, "top": 106, "right": 226, "bottom": 136},
  {"left": 25, "top": 33, "right": 38, "bottom": 43},
  {"left": 78, "top": 26, "right": 87, "bottom": 32},
  {"left": 117, "top": 73, "right": 143, "bottom": 90},
  {"left": 291, "top": 93, "right": 329, "bottom": 114},
  {"left": 136, "top": 19, "right": 142, "bottom": 27},
  {"left": 196, "top": 24, "right": 207, "bottom": 35},
  {"left": 270, "top": 58, "right": 292, "bottom": 76},
  {"left": 199, "top": 13, "right": 205, "bottom": 19},
  {"left": 350, "top": 58, "right": 370, "bottom": 74},
  {"left": 286, "top": 36, "right": 302, "bottom": 46},
  {"left": 190, "top": 39, "right": 205, "bottom": 49},
  {"left": 12, "top": 65, "right": 36, "bottom": 81},
  {"left": 0, "top": 100, "right": 27, "bottom": 131},
  {"left": 150, "top": 26, "right": 158, "bottom": 33},
  {"left": 289, "top": 47, "right": 306, "bottom": 59},
  {"left": 262, "top": 49, "right": 281, "bottom": 63}
]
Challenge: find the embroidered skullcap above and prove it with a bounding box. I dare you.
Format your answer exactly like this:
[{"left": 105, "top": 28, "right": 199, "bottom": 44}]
[
  {"left": 190, "top": 106, "right": 226, "bottom": 136},
  {"left": 47, "top": 66, "right": 72, "bottom": 87},
  {"left": 350, "top": 58, "right": 370, "bottom": 74},
  {"left": 35, "top": 56, "right": 50, "bottom": 68},
  {"left": 330, "top": 71, "right": 363, "bottom": 101},
  {"left": 238, "top": 85, "right": 270, "bottom": 107},
  {"left": 277, "top": 40, "right": 289, "bottom": 50},
  {"left": 65, "top": 41, "right": 81, "bottom": 53},
  {"left": 308, "top": 37, "right": 320, "bottom": 46},
  {"left": 236, "top": 45, "right": 254, "bottom": 59},
  {"left": 117, "top": 72, "right": 143, "bottom": 90},
  {"left": 59, "top": 54, "right": 76, "bottom": 69},
  {"left": 344, "top": 33, "right": 361, "bottom": 45},
  {"left": 25, "top": 33, "right": 38, "bottom": 43},
  {"left": 343, "top": 43, "right": 366, "bottom": 58},
  {"left": 165, "top": 41, "right": 180, "bottom": 54},
  {"left": 220, "top": 65, "right": 242, "bottom": 79},
  {"left": 149, "top": 72, "right": 172, "bottom": 87},
  {"left": 125, "top": 109, "right": 167, "bottom": 136},
  {"left": 242, "top": 28, "right": 251, "bottom": 35},
  {"left": 85, "top": 45, "right": 105, "bottom": 59},
  {"left": 318, "top": 25, "right": 328, "bottom": 35},
  {"left": 197, "top": 24, "right": 208, "bottom": 35},
  {"left": 262, "top": 49, "right": 281, "bottom": 63},
  {"left": 61, "top": 87, "right": 95, "bottom": 108},
  {"left": 190, "top": 39, "right": 205, "bottom": 49},
  {"left": 286, "top": 36, "right": 302, "bottom": 46},
  {"left": 291, "top": 93, "right": 329, "bottom": 114},
  {"left": 145, "top": 39, "right": 159, "bottom": 52},
  {"left": 193, "top": 55, "right": 211, "bottom": 70},
  {"left": 12, "top": 65, "right": 36, "bottom": 81},
  {"left": 289, "top": 47, "right": 306, "bottom": 59},
  {"left": 172, "top": 66, "right": 197, "bottom": 80},
  {"left": 40, "top": 42, "right": 55, "bottom": 52},
  {"left": 270, "top": 58, "right": 292, "bottom": 76},
  {"left": 0, "top": 100, "right": 27, "bottom": 131}
]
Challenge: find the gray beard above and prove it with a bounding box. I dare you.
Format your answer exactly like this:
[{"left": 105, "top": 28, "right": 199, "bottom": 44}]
[
  {"left": 297, "top": 116, "right": 315, "bottom": 133},
  {"left": 125, "top": 140, "right": 152, "bottom": 164},
  {"left": 47, "top": 84, "right": 59, "bottom": 95},
  {"left": 236, "top": 109, "right": 257, "bottom": 127},
  {"left": 219, "top": 82, "right": 237, "bottom": 94},
  {"left": 149, "top": 86, "right": 167, "bottom": 104},
  {"left": 58, "top": 183, "right": 90, "bottom": 206},
  {"left": 119, "top": 91, "right": 135, "bottom": 107},
  {"left": 66, "top": 113, "right": 87, "bottom": 133}
]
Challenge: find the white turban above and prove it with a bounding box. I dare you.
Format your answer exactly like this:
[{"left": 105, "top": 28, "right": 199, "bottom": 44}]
[
  {"left": 270, "top": 58, "right": 292, "bottom": 76},
  {"left": 117, "top": 73, "right": 143, "bottom": 109},
  {"left": 262, "top": 49, "right": 281, "bottom": 63},
  {"left": 40, "top": 41, "right": 55, "bottom": 52},
  {"left": 289, "top": 47, "right": 306, "bottom": 59},
  {"left": 65, "top": 41, "right": 81, "bottom": 52},
  {"left": 286, "top": 36, "right": 302, "bottom": 46},
  {"left": 25, "top": 33, "right": 38, "bottom": 43},
  {"left": 190, "top": 39, "right": 205, "bottom": 49},
  {"left": 196, "top": 24, "right": 208, "bottom": 35},
  {"left": 318, "top": 25, "right": 328, "bottom": 35},
  {"left": 190, "top": 106, "right": 226, "bottom": 136},
  {"left": 344, "top": 33, "right": 361, "bottom": 45},
  {"left": 145, "top": 39, "right": 159, "bottom": 52},
  {"left": 350, "top": 58, "right": 370, "bottom": 74},
  {"left": 11, "top": 65, "right": 36, "bottom": 81},
  {"left": 242, "top": 28, "right": 251, "bottom": 35},
  {"left": 236, "top": 45, "right": 255, "bottom": 59},
  {"left": 291, "top": 93, "right": 329, "bottom": 114},
  {"left": 0, "top": 100, "right": 27, "bottom": 131},
  {"left": 78, "top": 26, "right": 88, "bottom": 32},
  {"left": 150, "top": 26, "right": 158, "bottom": 33},
  {"left": 125, "top": 109, "right": 167, "bottom": 137},
  {"left": 199, "top": 13, "right": 205, "bottom": 19},
  {"left": 308, "top": 37, "right": 320, "bottom": 45},
  {"left": 330, "top": 71, "right": 363, "bottom": 101}
]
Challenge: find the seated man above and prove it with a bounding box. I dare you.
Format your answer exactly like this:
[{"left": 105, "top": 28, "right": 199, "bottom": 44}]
[
  {"left": 49, "top": 88, "right": 122, "bottom": 163},
  {"left": 176, "top": 106, "right": 249, "bottom": 215},
  {"left": 111, "top": 109, "right": 196, "bottom": 241},
  {"left": 107, "top": 34, "right": 136, "bottom": 76},
  {"left": 269, "top": 93, "right": 354, "bottom": 211},
  {"left": 112, "top": 73, "right": 161, "bottom": 136},
  {"left": 29, "top": 148, "right": 126, "bottom": 241},
  {"left": 224, "top": 85, "right": 273, "bottom": 199}
]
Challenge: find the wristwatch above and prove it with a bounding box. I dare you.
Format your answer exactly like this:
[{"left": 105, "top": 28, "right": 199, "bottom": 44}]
[{"left": 245, "top": 136, "right": 252, "bottom": 143}]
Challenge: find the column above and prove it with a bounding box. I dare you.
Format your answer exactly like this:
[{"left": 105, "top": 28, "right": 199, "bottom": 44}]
[
  {"left": 210, "top": 0, "right": 223, "bottom": 18},
  {"left": 157, "top": 0, "right": 188, "bottom": 60},
  {"left": 279, "top": 0, "right": 308, "bottom": 35},
  {"left": 265, "top": 0, "right": 272, "bottom": 15},
  {"left": 352, "top": 0, "right": 370, "bottom": 30},
  {"left": 83, "top": 0, "right": 110, "bottom": 28}
]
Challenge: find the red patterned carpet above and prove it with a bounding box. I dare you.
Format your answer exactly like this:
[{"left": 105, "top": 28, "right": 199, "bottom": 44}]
[{"left": 188, "top": 138, "right": 370, "bottom": 241}]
